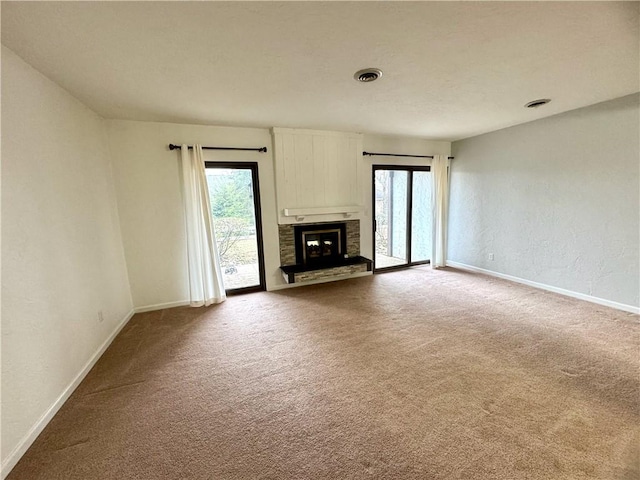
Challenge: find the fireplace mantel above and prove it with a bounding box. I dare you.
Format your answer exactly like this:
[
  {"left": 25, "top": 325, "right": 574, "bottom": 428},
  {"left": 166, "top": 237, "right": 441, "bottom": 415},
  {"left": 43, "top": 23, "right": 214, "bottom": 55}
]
[{"left": 282, "top": 205, "right": 362, "bottom": 222}]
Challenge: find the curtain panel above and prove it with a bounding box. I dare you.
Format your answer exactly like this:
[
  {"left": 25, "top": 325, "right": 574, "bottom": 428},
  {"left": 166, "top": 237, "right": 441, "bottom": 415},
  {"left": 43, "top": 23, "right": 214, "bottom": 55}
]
[
  {"left": 431, "top": 155, "right": 450, "bottom": 268},
  {"left": 180, "top": 144, "right": 226, "bottom": 306}
]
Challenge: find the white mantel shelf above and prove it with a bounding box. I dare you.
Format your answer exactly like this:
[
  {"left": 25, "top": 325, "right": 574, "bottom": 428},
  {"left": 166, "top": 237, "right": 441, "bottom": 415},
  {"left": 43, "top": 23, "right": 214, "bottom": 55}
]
[{"left": 283, "top": 205, "right": 362, "bottom": 221}]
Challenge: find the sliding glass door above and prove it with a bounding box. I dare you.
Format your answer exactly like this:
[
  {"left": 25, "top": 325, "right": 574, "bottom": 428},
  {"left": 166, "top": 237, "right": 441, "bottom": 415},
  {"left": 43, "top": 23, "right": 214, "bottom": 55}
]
[
  {"left": 373, "top": 165, "right": 432, "bottom": 271},
  {"left": 205, "top": 162, "right": 265, "bottom": 293},
  {"left": 410, "top": 171, "right": 432, "bottom": 263}
]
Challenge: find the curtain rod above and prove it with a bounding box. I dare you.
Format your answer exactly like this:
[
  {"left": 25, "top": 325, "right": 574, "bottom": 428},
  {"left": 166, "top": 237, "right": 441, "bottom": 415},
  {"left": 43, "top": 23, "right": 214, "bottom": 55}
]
[
  {"left": 363, "top": 151, "right": 454, "bottom": 160},
  {"left": 169, "top": 144, "right": 268, "bottom": 153}
]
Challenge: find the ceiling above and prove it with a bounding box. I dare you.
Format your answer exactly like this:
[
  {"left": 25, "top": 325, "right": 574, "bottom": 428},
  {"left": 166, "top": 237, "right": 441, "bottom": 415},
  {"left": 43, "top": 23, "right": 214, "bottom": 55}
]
[{"left": 2, "top": 1, "right": 638, "bottom": 141}]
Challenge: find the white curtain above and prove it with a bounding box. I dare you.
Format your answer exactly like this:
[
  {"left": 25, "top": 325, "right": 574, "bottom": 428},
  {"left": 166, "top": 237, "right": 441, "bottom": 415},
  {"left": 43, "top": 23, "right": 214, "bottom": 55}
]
[
  {"left": 180, "top": 144, "right": 226, "bottom": 306},
  {"left": 431, "top": 155, "right": 450, "bottom": 268}
]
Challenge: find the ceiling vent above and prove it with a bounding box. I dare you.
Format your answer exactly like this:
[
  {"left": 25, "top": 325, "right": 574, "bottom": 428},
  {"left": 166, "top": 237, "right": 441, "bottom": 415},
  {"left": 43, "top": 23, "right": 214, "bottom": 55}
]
[
  {"left": 354, "top": 68, "right": 383, "bottom": 83},
  {"left": 525, "top": 98, "right": 551, "bottom": 108}
]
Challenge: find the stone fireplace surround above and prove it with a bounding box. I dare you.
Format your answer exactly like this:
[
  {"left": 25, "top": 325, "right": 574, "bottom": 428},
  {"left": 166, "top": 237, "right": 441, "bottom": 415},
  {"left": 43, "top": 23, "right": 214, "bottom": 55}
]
[{"left": 278, "top": 220, "right": 372, "bottom": 284}]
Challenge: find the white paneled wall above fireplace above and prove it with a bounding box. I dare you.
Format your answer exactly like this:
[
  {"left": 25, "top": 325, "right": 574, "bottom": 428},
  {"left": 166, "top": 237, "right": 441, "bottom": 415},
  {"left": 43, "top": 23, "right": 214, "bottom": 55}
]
[{"left": 272, "top": 128, "right": 364, "bottom": 224}]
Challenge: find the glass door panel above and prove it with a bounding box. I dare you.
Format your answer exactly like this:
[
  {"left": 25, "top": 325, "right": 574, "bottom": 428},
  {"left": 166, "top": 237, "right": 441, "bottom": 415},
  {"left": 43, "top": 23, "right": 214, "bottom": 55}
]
[
  {"left": 411, "top": 171, "right": 432, "bottom": 263},
  {"left": 205, "top": 164, "right": 264, "bottom": 292},
  {"left": 374, "top": 169, "right": 408, "bottom": 269},
  {"left": 373, "top": 165, "right": 431, "bottom": 271}
]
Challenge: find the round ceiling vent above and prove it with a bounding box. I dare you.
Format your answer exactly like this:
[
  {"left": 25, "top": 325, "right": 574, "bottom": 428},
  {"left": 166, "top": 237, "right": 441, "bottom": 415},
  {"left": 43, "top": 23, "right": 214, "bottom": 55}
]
[
  {"left": 354, "top": 68, "right": 383, "bottom": 83},
  {"left": 525, "top": 98, "right": 551, "bottom": 108}
]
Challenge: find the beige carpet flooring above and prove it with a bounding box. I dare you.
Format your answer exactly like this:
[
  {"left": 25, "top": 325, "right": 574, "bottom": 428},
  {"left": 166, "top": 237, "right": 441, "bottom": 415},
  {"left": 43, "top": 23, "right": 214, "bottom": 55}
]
[{"left": 7, "top": 267, "right": 639, "bottom": 479}]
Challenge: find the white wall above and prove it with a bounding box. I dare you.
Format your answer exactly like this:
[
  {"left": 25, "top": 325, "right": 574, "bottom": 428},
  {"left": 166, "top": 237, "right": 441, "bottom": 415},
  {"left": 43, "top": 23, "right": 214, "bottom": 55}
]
[
  {"left": 360, "top": 135, "right": 451, "bottom": 260},
  {"left": 449, "top": 93, "right": 640, "bottom": 310},
  {"left": 1, "top": 46, "right": 133, "bottom": 473},
  {"left": 107, "top": 121, "right": 451, "bottom": 308},
  {"left": 106, "top": 120, "right": 281, "bottom": 308}
]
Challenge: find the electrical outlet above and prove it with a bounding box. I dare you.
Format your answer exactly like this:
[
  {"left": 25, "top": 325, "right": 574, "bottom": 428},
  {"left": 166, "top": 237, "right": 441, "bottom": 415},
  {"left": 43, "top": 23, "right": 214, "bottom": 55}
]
[
  {"left": 488, "top": 253, "right": 494, "bottom": 261},
  {"left": 98, "top": 310, "right": 104, "bottom": 323}
]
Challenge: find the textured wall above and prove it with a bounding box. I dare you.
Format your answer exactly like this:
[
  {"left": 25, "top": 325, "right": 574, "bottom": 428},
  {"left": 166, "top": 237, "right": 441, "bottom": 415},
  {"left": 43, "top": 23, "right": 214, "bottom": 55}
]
[
  {"left": 449, "top": 94, "right": 639, "bottom": 308},
  {"left": 1, "top": 47, "right": 133, "bottom": 469}
]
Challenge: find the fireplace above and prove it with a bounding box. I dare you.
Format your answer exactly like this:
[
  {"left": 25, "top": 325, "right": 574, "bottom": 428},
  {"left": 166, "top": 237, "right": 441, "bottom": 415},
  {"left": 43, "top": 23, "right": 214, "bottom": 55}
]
[
  {"left": 279, "top": 220, "right": 372, "bottom": 284},
  {"left": 294, "top": 222, "right": 347, "bottom": 266}
]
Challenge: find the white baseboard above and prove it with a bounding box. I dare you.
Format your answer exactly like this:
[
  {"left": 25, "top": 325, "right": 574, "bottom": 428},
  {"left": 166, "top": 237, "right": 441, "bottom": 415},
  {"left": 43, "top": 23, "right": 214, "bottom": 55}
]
[
  {"left": 134, "top": 300, "right": 190, "bottom": 313},
  {"left": 446, "top": 261, "right": 639, "bottom": 314},
  {"left": 268, "top": 271, "right": 373, "bottom": 291},
  {"left": 1, "top": 308, "right": 136, "bottom": 479}
]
